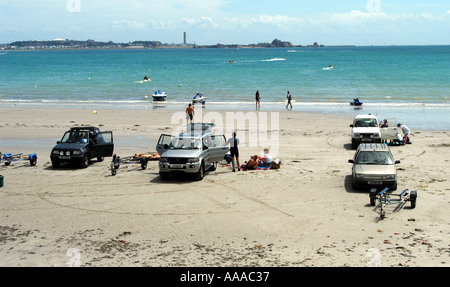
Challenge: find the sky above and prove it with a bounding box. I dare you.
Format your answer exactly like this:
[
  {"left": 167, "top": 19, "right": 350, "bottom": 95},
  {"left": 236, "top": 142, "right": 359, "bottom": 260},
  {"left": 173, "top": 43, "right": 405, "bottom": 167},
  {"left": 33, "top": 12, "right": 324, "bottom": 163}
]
[{"left": 1, "top": 0, "right": 449, "bottom": 45}]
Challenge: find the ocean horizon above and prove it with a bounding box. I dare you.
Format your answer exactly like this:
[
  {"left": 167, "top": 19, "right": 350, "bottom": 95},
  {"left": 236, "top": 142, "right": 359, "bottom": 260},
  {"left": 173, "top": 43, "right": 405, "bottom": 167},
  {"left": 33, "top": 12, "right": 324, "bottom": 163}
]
[{"left": 1, "top": 46, "right": 449, "bottom": 130}]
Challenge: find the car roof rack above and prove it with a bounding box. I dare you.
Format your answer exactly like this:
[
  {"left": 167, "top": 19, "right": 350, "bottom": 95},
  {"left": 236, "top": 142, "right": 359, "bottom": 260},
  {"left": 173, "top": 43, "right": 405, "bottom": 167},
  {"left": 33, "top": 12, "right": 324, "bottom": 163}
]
[
  {"left": 359, "top": 143, "right": 389, "bottom": 150},
  {"left": 70, "top": 126, "right": 95, "bottom": 129}
]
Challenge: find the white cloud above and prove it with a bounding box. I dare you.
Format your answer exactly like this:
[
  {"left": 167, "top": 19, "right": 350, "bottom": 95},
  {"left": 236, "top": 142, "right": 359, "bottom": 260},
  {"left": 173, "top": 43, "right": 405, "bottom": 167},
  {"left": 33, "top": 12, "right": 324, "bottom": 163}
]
[{"left": 112, "top": 20, "right": 148, "bottom": 31}]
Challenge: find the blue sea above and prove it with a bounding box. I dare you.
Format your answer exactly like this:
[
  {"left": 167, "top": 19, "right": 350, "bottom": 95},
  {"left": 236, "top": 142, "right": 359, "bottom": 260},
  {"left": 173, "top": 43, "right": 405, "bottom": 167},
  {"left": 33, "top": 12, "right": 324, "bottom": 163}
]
[{"left": 0, "top": 46, "right": 449, "bottom": 130}]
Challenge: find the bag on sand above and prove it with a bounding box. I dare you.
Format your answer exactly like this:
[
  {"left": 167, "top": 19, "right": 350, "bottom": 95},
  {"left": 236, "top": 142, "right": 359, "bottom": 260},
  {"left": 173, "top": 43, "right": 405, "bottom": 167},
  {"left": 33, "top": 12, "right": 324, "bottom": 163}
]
[{"left": 271, "top": 160, "right": 281, "bottom": 169}]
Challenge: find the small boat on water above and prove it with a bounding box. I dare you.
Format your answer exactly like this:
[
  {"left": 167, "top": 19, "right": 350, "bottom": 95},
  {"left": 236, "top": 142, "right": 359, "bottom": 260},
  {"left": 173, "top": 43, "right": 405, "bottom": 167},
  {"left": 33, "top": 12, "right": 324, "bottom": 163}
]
[
  {"left": 192, "top": 93, "right": 206, "bottom": 104},
  {"left": 350, "top": 98, "right": 363, "bottom": 106},
  {"left": 152, "top": 90, "right": 167, "bottom": 101}
]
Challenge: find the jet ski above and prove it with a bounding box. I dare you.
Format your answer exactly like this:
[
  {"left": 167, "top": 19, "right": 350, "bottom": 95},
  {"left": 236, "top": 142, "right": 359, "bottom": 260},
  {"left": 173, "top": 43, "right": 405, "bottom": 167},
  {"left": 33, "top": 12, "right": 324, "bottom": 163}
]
[
  {"left": 192, "top": 93, "right": 206, "bottom": 105},
  {"left": 350, "top": 98, "right": 363, "bottom": 106},
  {"left": 152, "top": 90, "right": 167, "bottom": 101}
]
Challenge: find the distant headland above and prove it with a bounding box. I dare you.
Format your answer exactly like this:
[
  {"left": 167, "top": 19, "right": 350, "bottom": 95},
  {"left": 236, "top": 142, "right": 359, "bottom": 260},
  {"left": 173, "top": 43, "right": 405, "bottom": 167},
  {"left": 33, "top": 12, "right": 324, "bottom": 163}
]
[{"left": 0, "top": 39, "right": 354, "bottom": 51}]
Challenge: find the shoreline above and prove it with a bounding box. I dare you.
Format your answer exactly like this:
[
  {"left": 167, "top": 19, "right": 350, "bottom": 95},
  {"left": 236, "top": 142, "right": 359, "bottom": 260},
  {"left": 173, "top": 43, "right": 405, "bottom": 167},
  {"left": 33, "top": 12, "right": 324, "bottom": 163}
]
[
  {"left": 1, "top": 101, "right": 449, "bottom": 131},
  {"left": 0, "top": 107, "right": 449, "bottom": 267}
]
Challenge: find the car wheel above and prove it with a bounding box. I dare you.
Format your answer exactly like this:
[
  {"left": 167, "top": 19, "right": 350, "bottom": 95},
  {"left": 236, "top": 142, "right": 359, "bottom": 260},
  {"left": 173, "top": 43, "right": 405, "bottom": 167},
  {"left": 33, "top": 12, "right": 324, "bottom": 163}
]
[
  {"left": 160, "top": 172, "right": 170, "bottom": 181},
  {"left": 391, "top": 182, "right": 397, "bottom": 191},
  {"left": 409, "top": 190, "right": 417, "bottom": 209},
  {"left": 30, "top": 156, "right": 37, "bottom": 166},
  {"left": 51, "top": 160, "right": 60, "bottom": 168},
  {"left": 140, "top": 158, "right": 148, "bottom": 170},
  {"left": 369, "top": 189, "right": 377, "bottom": 206},
  {"left": 351, "top": 140, "right": 358, "bottom": 150},
  {"left": 195, "top": 162, "right": 205, "bottom": 181},
  {"left": 208, "top": 162, "right": 217, "bottom": 171},
  {"left": 80, "top": 155, "right": 89, "bottom": 168}
]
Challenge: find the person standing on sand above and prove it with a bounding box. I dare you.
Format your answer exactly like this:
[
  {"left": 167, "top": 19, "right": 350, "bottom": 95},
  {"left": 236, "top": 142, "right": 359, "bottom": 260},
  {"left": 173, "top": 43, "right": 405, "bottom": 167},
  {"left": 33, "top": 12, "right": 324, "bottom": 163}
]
[
  {"left": 227, "top": 132, "right": 241, "bottom": 172},
  {"left": 186, "top": 103, "right": 195, "bottom": 124},
  {"left": 255, "top": 90, "right": 261, "bottom": 110},
  {"left": 286, "top": 91, "right": 292, "bottom": 110}
]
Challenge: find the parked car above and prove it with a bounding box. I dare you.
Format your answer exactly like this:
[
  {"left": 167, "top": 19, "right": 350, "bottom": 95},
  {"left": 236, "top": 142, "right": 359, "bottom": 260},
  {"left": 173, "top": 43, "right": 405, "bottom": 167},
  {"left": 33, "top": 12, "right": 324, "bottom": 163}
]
[
  {"left": 156, "top": 123, "right": 228, "bottom": 181},
  {"left": 50, "top": 126, "right": 114, "bottom": 168},
  {"left": 350, "top": 114, "right": 382, "bottom": 149},
  {"left": 348, "top": 143, "right": 400, "bottom": 190}
]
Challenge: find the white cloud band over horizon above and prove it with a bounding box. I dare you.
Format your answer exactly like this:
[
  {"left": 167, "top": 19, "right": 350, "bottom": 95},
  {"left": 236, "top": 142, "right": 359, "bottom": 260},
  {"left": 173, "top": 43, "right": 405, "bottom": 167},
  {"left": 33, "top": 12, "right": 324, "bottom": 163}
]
[{"left": 1, "top": 0, "right": 449, "bottom": 45}]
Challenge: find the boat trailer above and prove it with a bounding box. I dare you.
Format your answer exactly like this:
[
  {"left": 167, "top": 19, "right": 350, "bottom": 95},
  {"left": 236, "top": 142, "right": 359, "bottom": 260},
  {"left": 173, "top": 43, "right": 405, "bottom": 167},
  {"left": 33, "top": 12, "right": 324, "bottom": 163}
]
[
  {"left": 110, "top": 152, "right": 160, "bottom": 176},
  {"left": 370, "top": 187, "right": 417, "bottom": 220},
  {"left": 1, "top": 152, "right": 37, "bottom": 167}
]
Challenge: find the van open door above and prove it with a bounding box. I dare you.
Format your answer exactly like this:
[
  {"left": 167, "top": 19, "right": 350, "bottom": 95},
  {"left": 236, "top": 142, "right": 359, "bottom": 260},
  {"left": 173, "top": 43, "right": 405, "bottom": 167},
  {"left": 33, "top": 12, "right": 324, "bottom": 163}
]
[
  {"left": 380, "top": 118, "right": 399, "bottom": 141},
  {"left": 156, "top": 134, "right": 175, "bottom": 155}
]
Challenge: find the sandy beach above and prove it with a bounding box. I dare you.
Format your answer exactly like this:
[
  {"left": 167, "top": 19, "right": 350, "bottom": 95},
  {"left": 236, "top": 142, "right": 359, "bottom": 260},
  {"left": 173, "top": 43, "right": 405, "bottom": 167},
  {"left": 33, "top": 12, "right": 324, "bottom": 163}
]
[{"left": 0, "top": 107, "right": 448, "bottom": 267}]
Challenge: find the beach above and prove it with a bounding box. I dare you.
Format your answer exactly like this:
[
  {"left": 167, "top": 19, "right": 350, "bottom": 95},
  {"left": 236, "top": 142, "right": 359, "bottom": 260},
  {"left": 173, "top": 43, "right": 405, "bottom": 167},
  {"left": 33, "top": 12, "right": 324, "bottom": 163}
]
[{"left": 0, "top": 107, "right": 449, "bottom": 267}]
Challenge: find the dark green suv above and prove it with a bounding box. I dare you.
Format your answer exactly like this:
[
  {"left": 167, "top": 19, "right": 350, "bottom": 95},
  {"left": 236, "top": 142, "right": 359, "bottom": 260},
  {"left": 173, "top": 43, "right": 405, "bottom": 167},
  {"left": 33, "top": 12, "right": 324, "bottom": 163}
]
[{"left": 50, "top": 126, "right": 114, "bottom": 168}]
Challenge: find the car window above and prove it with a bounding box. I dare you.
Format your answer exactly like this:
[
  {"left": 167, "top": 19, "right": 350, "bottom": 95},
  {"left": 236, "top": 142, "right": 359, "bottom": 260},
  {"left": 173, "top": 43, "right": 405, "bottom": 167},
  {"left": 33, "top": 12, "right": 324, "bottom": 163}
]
[
  {"left": 355, "top": 151, "right": 394, "bottom": 165},
  {"left": 354, "top": 119, "right": 378, "bottom": 128},
  {"left": 210, "top": 135, "right": 226, "bottom": 147},
  {"left": 95, "top": 132, "right": 112, "bottom": 144}
]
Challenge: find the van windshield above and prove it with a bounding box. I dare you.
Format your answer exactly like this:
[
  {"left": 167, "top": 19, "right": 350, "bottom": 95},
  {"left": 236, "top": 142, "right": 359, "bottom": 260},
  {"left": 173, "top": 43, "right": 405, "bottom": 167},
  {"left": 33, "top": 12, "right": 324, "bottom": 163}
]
[
  {"left": 355, "top": 151, "right": 394, "bottom": 165},
  {"left": 354, "top": 119, "right": 378, "bottom": 128}
]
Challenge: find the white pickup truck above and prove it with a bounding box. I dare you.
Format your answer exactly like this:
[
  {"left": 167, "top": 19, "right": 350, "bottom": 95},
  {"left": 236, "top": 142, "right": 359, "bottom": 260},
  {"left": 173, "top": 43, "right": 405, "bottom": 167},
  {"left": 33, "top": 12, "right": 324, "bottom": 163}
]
[{"left": 350, "top": 115, "right": 400, "bottom": 149}]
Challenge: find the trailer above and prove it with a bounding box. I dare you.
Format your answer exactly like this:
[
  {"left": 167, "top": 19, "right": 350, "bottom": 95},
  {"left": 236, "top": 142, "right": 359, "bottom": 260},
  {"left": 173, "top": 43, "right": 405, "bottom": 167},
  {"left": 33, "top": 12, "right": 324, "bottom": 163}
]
[
  {"left": 1, "top": 152, "right": 37, "bottom": 167},
  {"left": 110, "top": 152, "right": 160, "bottom": 176},
  {"left": 370, "top": 187, "right": 417, "bottom": 220}
]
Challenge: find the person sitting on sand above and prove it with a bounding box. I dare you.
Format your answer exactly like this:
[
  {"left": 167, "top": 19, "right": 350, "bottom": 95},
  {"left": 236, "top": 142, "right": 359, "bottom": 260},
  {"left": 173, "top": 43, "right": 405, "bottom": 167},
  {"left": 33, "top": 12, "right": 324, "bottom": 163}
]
[
  {"left": 241, "top": 155, "right": 259, "bottom": 171},
  {"left": 258, "top": 148, "right": 272, "bottom": 168}
]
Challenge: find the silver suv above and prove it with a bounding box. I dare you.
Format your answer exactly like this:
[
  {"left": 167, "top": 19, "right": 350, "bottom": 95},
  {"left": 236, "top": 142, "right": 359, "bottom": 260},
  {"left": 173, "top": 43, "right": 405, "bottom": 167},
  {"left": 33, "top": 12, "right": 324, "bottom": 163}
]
[
  {"left": 348, "top": 143, "right": 400, "bottom": 190},
  {"left": 156, "top": 123, "right": 228, "bottom": 181}
]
